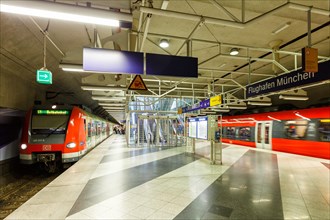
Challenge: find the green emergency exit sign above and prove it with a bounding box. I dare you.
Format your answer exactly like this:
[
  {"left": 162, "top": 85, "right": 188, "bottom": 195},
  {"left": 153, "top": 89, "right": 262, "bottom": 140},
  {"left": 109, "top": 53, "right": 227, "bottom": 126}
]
[{"left": 36, "top": 69, "right": 52, "bottom": 84}]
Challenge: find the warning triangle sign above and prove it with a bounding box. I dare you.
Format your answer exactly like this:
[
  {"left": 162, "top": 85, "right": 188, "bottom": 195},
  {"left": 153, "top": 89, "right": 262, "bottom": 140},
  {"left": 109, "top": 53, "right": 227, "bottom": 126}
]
[{"left": 128, "top": 75, "right": 148, "bottom": 91}]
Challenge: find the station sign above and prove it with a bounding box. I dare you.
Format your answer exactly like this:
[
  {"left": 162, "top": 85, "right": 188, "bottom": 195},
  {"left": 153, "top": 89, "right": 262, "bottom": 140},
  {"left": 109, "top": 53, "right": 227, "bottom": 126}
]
[
  {"left": 36, "top": 69, "right": 52, "bottom": 84},
  {"left": 246, "top": 60, "right": 330, "bottom": 99},
  {"left": 210, "top": 95, "right": 221, "bottom": 107},
  {"left": 200, "top": 99, "right": 210, "bottom": 108},
  {"left": 180, "top": 95, "right": 221, "bottom": 113}
]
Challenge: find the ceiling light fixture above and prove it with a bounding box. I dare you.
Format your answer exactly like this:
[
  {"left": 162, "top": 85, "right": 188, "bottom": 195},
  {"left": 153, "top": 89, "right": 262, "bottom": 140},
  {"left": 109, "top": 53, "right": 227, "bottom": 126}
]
[
  {"left": 92, "top": 96, "right": 126, "bottom": 101},
  {"left": 62, "top": 68, "right": 84, "bottom": 72},
  {"left": 99, "top": 103, "right": 126, "bottom": 106},
  {"left": 272, "top": 22, "right": 291, "bottom": 35},
  {"left": 247, "top": 101, "right": 272, "bottom": 106},
  {"left": 209, "top": 108, "right": 230, "bottom": 113},
  {"left": 214, "top": 109, "right": 230, "bottom": 113},
  {"left": 199, "top": 112, "right": 214, "bottom": 115},
  {"left": 81, "top": 86, "right": 126, "bottom": 92},
  {"left": 229, "top": 48, "right": 239, "bottom": 56},
  {"left": 59, "top": 64, "right": 84, "bottom": 72},
  {"left": 227, "top": 105, "right": 247, "bottom": 110},
  {"left": 279, "top": 95, "right": 309, "bottom": 101},
  {"left": 103, "top": 107, "right": 125, "bottom": 110},
  {"left": 218, "top": 63, "right": 227, "bottom": 68},
  {"left": 0, "top": 1, "right": 132, "bottom": 27},
  {"left": 159, "top": 39, "right": 169, "bottom": 48}
]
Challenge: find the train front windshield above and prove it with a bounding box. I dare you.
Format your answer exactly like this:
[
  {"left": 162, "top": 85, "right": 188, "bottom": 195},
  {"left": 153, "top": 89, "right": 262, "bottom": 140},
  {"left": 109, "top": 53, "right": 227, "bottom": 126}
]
[{"left": 30, "top": 110, "right": 71, "bottom": 144}]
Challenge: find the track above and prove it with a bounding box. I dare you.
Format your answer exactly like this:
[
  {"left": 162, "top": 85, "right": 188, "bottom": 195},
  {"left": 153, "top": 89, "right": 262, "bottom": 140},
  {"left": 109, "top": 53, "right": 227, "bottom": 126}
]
[{"left": 0, "top": 165, "right": 61, "bottom": 219}]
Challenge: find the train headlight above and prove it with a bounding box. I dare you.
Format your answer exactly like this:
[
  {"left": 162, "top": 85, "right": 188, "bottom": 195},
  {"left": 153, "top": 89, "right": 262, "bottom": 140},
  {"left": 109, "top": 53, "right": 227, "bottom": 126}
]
[
  {"left": 66, "top": 142, "right": 76, "bottom": 149},
  {"left": 21, "top": 144, "right": 27, "bottom": 150}
]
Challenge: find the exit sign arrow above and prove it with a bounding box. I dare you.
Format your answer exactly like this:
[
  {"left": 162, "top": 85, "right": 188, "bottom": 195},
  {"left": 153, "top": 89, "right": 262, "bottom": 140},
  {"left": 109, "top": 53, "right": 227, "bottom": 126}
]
[{"left": 36, "top": 69, "right": 52, "bottom": 84}]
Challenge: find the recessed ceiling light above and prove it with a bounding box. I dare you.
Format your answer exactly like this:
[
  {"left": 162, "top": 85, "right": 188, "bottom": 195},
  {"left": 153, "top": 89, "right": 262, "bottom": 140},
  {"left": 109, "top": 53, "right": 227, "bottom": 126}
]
[
  {"left": 230, "top": 48, "right": 239, "bottom": 56},
  {"left": 159, "top": 39, "right": 169, "bottom": 48}
]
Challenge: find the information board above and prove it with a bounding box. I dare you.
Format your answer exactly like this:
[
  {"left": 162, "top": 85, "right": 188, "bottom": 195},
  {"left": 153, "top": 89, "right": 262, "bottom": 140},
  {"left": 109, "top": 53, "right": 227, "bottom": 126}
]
[
  {"left": 197, "top": 116, "right": 208, "bottom": 140},
  {"left": 188, "top": 118, "right": 197, "bottom": 138},
  {"left": 188, "top": 116, "right": 208, "bottom": 139}
]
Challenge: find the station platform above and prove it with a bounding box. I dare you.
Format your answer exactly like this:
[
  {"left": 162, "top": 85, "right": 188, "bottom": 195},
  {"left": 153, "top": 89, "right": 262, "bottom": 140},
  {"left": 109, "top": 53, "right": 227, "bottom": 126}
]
[{"left": 5, "top": 135, "right": 330, "bottom": 220}]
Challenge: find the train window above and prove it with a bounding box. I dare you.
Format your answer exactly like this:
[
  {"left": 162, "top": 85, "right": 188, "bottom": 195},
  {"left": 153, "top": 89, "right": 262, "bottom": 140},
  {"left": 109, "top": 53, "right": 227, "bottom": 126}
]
[
  {"left": 284, "top": 120, "right": 308, "bottom": 139},
  {"left": 31, "top": 114, "right": 69, "bottom": 135},
  {"left": 95, "top": 122, "right": 99, "bottom": 136},
  {"left": 221, "top": 127, "right": 226, "bottom": 136},
  {"left": 318, "top": 119, "right": 330, "bottom": 142},
  {"left": 91, "top": 122, "right": 96, "bottom": 136},
  {"left": 102, "top": 122, "right": 106, "bottom": 134},
  {"left": 265, "top": 122, "right": 270, "bottom": 144},
  {"left": 257, "top": 124, "right": 262, "bottom": 143},
  {"left": 238, "top": 127, "right": 251, "bottom": 141},
  {"left": 88, "top": 123, "right": 91, "bottom": 137},
  {"left": 98, "top": 123, "right": 101, "bottom": 135},
  {"left": 225, "top": 127, "right": 235, "bottom": 139}
]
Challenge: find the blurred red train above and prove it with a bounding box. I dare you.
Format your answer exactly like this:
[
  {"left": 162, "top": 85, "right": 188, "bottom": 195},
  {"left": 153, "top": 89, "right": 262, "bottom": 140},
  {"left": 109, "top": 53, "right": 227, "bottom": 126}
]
[
  {"left": 219, "top": 106, "right": 330, "bottom": 159},
  {"left": 20, "top": 105, "right": 113, "bottom": 172}
]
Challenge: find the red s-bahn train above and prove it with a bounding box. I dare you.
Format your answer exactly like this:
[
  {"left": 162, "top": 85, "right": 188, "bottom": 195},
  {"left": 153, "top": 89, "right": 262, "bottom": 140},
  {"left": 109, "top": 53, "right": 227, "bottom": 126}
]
[
  {"left": 219, "top": 106, "right": 330, "bottom": 159},
  {"left": 20, "top": 105, "right": 113, "bottom": 172}
]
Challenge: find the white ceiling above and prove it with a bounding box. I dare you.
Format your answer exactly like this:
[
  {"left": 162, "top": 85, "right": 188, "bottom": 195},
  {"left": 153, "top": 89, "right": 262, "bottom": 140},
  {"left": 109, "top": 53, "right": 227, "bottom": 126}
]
[{"left": 1, "top": 0, "right": 329, "bottom": 123}]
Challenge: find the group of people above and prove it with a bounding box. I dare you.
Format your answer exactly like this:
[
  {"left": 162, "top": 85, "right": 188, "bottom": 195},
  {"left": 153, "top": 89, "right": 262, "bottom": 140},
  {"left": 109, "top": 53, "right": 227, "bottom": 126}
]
[{"left": 113, "top": 125, "right": 125, "bottom": 135}]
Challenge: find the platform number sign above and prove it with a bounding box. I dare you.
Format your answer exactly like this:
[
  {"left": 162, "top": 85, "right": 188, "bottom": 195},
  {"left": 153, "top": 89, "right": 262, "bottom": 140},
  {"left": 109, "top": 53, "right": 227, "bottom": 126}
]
[{"left": 36, "top": 69, "right": 52, "bottom": 85}]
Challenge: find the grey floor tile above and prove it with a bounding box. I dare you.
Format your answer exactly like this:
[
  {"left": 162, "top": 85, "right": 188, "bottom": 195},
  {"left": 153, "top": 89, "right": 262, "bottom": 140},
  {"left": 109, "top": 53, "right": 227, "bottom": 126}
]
[
  {"left": 174, "top": 150, "right": 284, "bottom": 220},
  {"left": 67, "top": 153, "right": 197, "bottom": 216}
]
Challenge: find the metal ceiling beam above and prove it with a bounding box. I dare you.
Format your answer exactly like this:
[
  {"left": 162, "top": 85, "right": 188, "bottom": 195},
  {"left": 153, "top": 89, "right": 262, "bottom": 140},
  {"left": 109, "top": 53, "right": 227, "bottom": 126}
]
[
  {"left": 139, "top": 6, "right": 244, "bottom": 28},
  {"left": 139, "top": 14, "right": 152, "bottom": 52},
  {"left": 199, "top": 68, "right": 271, "bottom": 77},
  {"left": 134, "top": 94, "right": 206, "bottom": 99},
  {"left": 133, "top": 30, "right": 330, "bottom": 62},
  {"left": 175, "top": 18, "right": 205, "bottom": 55},
  {"left": 29, "top": 17, "right": 65, "bottom": 56},
  {"left": 289, "top": 2, "right": 330, "bottom": 16},
  {"left": 209, "top": 0, "right": 240, "bottom": 22},
  {"left": 140, "top": 2, "right": 329, "bottom": 30},
  {"left": 129, "top": 110, "right": 177, "bottom": 113}
]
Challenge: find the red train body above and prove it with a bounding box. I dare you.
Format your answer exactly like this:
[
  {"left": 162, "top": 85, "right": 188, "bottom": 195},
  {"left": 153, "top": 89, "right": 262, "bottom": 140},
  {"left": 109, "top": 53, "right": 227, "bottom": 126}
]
[
  {"left": 20, "top": 105, "right": 113, "bottom": 172},
  {"left": 219, "top": 106, "right": 330, "bottom": 159}
]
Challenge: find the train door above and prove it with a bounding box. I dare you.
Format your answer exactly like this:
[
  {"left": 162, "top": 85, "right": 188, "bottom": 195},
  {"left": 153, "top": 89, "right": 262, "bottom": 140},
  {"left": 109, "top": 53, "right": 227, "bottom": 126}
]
[{"left": 255, "top": 121, "right": 272, "bottom": 150}]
